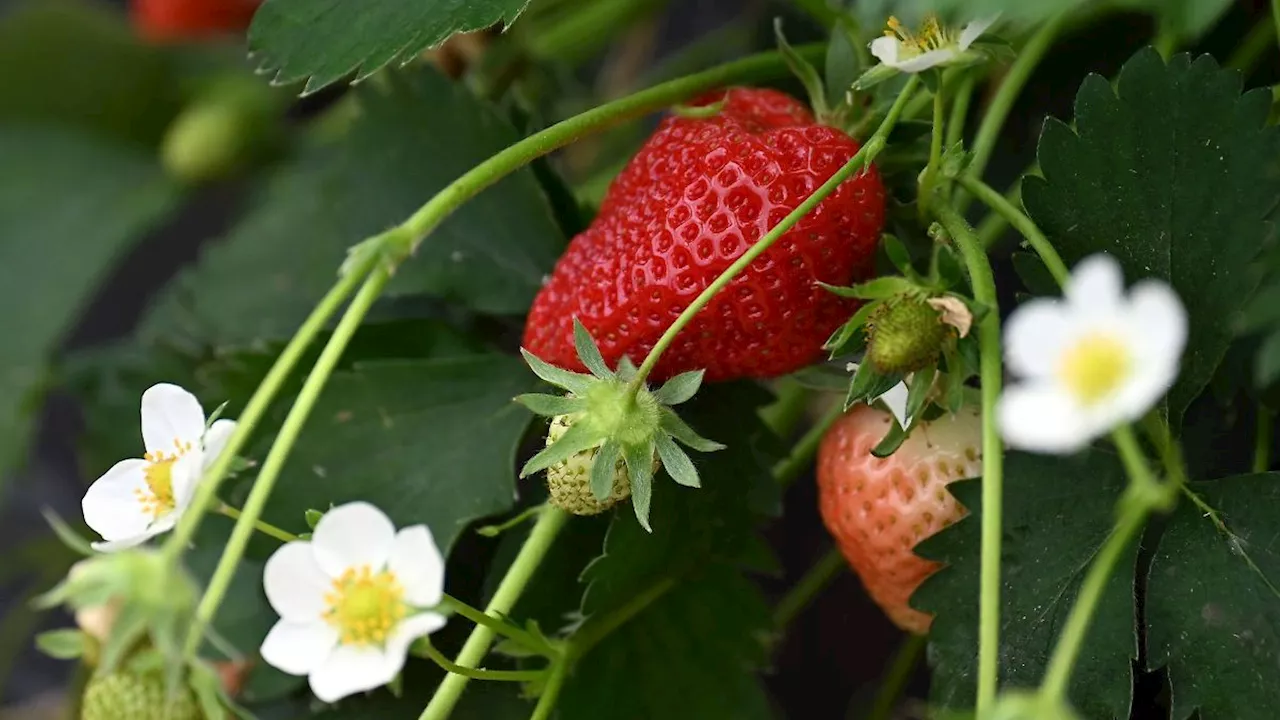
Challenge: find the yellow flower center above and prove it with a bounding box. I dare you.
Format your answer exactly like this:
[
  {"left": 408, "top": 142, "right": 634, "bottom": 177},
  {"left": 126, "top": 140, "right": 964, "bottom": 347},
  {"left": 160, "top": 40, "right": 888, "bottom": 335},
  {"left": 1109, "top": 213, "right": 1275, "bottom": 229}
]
[
  {"left": 1058, "top": 333, "right": 1132, "bottom": 405},
  {"left": 136, "top": 440, "right": 192, "bottom": 520},
  {"left": 324, "top": 565, "right": 408, "bottom": 647},
  {"left": 885, "top": 15, "right": 952, "bottom": 54}
]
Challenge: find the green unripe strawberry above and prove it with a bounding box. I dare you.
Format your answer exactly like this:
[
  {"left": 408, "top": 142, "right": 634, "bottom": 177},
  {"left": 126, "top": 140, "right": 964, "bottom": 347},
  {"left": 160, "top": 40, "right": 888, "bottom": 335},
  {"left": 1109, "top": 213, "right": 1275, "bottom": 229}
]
[
  {"left": 82, "top": 670, "right": 201, "bottom": 720},
  {"left": 544, "top": 414, "right": 634, "bottom": 515},
  {"left": 161, "top": 75, "right": 281, "bottom": 184},
  {"left": 866, "top": 296, "right": 949, "bottom": 373}
]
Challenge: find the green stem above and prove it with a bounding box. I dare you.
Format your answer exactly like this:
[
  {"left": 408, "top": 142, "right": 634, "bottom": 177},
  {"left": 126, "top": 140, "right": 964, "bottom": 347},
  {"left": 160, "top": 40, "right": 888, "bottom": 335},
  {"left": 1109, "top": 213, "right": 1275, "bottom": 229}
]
[
  {"left": 528, "top": 656, "right": 571, "bottom": 720},
  {"left": 771, "top": 399, "right": 845, "bottom": 487},
  {"left": 917, "top": 80, "right": 946, "bottom": 220},
  {"left": 932, "top": 202, "right": 1003, "bottom": 716},
  {"left": 476, "top": 504, "right": 547, "bottom": 538},
  {"left": 414, "top": 639, "right": 549, "bottom": 683},
  {"left": 1153, "top": 20, "right": 1179, "bottom": 59},
  {"left": 772, "top": 546, "right": 845, "bottom": 629},
  {"left": 946, "top": 73, "right": 976, "bottom": 149},
  {"left": 758, "top": 378, "right": 811, "bottom": 438},
  {"left": 216, "top": 503, "right": 300, "bottom": 543},
  {"left": 957, "top": 173, "right": 1069, "bottom": 285},
  {"left": 161, "top": 251, "right": 378, "bottom": 562},
  {"left": 440, "top": 594, "right": 550, "bottom": 656},
  {"left": 974, "top": 178, "right": 1023, "bottom": 249},
  {"left": 957, "top": 11, "right": 1070, "bottom": 208},
  {"left": 627, "top": 75, "right": 921, "bottom": 392},
  {"left": 1256, "top": 405, "right": 1275, "bottom": 474},
  {"left": 420, "top": 507, "right": 570, "bottom": 720},
  {"left": 184, "top": 268, "right": 391, "bottom": 659},
  {"left": 1226, "top": 14, "right": 1277, "bottom": 72},
  {"left": 867, "top": 633, "right": 927, "bottom": 720},
  {"left": 1273, "top": 0, "right": 1280, "bottom": 59}
]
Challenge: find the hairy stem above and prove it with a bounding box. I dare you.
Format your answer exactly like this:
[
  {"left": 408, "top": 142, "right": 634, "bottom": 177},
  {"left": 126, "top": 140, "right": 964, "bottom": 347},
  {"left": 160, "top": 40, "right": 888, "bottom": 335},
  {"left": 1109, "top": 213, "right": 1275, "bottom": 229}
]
[
  {"left": 958, "top": 174, "right": 1069, "bottom": 285},
  {"left": 420, "top": 507, "right": 569, "bottom": 720},
  {"left": 932, "top": 202, "right": 1004, "bottom": 715},
  {"left": 628, "top": 75, "right": 922, "bottom": 391}
]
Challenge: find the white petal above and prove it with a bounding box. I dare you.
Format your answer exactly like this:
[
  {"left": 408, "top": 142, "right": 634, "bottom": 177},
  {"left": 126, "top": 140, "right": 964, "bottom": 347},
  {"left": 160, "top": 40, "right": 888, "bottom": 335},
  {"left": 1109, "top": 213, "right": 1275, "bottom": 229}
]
[
  {"left": 388, "top": 526, "right": 445, "bottom": 608},
  {"left": 1003, "top": 298, "right": 1073, "bottom": 379},
  {"left": 998, "top": 382, "right": 1097, "bottom": 454},
  {"left": 263, "top": 542, "right": 331, "bottom": 621},
  {"left": 894, "top": 48, "right": 957, "bottom": 73},
  {"left": 308, "top": 645, "right": 398, "bottom": 703},
  {"left": 82, "top": 459, "right": 150, "bottom": 543},
  {"left": 260, "top": 620, "right": 338, "bottom": 676},
  {"left": 1127, "top": 280, "right": 1188, "bottom": 361},
  {"left": 141, "top": 383, "right": 206, "bottom": 454},
  {"left": 1066, "top": 254, "right": 1125, "bottom": 318},
  {"left": 386, "top": 612, "right": 448, "bottom": 662},
  {"left": 311, "top": 502, "right": 396, "bottom": 577},
  {"left": 202, "top": 419, "right": 237, "bottom": 472},
  {"left": 169, "top": 449, "right": 204, "bottom": 512},
  {"left": 959, "top": 15, "right": 1000, "bottom": 50},
  {"left": 870, "top": 36, "right": 901, "bottom": 66},
  {"left": 1111, "top": 356, "right": 1180, "bottom": 427},
  {"left": 91, "top": 529, "right": 162, "bottom": 553},
  {"left": 876, "top": 382, "right": 911, "bottom": 427}
]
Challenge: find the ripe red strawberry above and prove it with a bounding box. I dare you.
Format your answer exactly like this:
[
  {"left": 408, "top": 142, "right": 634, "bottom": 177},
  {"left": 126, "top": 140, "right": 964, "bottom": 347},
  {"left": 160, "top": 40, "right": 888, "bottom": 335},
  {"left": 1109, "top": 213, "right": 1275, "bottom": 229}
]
[
  {"left": 816, "top": 404, "right": 981, "bottom": 634},
  {"left": 131, "top": 0, "right": 260, "bottom": 41},
  {"left": 523, "top": 88, "right": 886, "bottom": 382}
]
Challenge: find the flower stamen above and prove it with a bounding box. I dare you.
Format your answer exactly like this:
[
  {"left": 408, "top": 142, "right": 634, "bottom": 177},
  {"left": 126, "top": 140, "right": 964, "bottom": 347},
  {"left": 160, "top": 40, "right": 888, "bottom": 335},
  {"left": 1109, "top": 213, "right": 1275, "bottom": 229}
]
[
  {"left": 1057, "top": 332, "right": 1132, "bottom": 405},
  {"left": 323, "top": 565, "right": 408, "bottom": 647}
]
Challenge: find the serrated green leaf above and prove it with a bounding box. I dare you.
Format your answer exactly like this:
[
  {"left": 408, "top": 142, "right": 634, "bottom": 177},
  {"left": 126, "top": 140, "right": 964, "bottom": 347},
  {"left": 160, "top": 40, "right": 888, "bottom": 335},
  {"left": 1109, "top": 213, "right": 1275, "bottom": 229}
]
[
  {"left": 1145, "top": 474, "right": 1280, "bottom": 720},
  {"left": 0, "top": 126, "right": 179, "bottom": 479},
  {"left": 652, "top": 370, "right": 704, "bottom": 406},
  {"left": 913, "top": 450, "right": 1136, "bottom": 718},
  {"left": 262, "top": 354, "right": 539, "bottom": 554},
  {"left": 142, "top": 66, "right": 564, "bottom": 349},
  {"left": 1022, "top": 49, "right": 1280, "bottom": 422},
  {"left": 572, "top": 319, "right": 613, "bottom": 379},
  {"left": 655, "top": 433, "right": 700, "bottom": 488},
  {"left": 658, "top": 408, "right": 725, "bottom": 453},
  {"left": 590, "top": 440, "right": 621, "bottom": 503},
  {"left": 624, "top": 440, "right": 657, "bottom": 532},
  {"left": 248, "top": 0, "right": 531, "bottom": 93},
  {"left": 513, "top": 393, "right": 586, "bottom": 418}
]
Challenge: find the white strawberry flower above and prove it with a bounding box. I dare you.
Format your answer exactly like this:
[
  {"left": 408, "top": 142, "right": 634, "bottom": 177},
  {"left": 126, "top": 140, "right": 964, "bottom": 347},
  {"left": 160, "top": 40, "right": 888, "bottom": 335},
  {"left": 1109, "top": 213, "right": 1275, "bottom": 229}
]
[
  {"left": 259, "top": 502, "right": 447, "bottom": 703},
  {"left": 999, "top": 254, "right": 1187, "bottom": 454},
  {"left": 870, "top": 15, "right": 998, "bottom": 73},
  {"left": 81, "top": 383, "right": 236, "bottom": 552}
]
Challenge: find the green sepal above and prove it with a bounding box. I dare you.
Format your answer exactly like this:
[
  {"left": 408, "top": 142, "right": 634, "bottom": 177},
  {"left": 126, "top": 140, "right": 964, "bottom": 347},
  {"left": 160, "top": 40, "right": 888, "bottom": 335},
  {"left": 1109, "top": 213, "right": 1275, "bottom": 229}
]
[
  {"left": 659, "top": 408, "right": 726, "bottom": 453},
  {"left": 98, "top": 603, "right": 149, "bottom": 674},
  {"left": 515, "top": 393, "right": 587, "bottom": 417},
  {"left": 520, "top": 421, "right": 604, "bottom": 478},
  {"left": 591, "top": 440, "right": 622, "bottom": 502},
  {"left": 845, "top": 362, "right": 903, "bottom": 410},
  {"left": 905, "top": 365, "right": 937, "bottom": 422},
  {"left": 774, "top": 18, "right": 829, "bottom": 119},
  {"left": 652, "top": 370, "right": 704, "bottom": 406},
  {"left": 41, "top": 509, "right": 93, "bottom": 556},
  {"left": 615, "top": 356, "right": 639, "bottom": 382},
  {"left": 573, "top": 319, "right": 614, "bottom": 380},
  {"left": 304, "top": 508, "right": 324, "bottom": 530},
  {"left": 825, "top": 301, "right": 879, "bottom": 356},
  {"left": 819, "top": 276, "right": 915, "bottom": 300},
  {"left": 655, "top": 433, "right": 700, "bottom": 489},
  {"left": 35, "top": 629, "right": 87, "bottom": 660},
  {"left": 624, "top": 440, "right": 657, "bottom": 532},
  {"left": 520, "top": 348, "right": 593, "bottom": 395},
  {"left": 871, "top": 418, "right": 909, "bottom": 458},
  {"left": 883, "top": 234, "right": 915, "bottom": 277},
  {"left": 853, "top": 63, "right": 898, "bottom": 91}
]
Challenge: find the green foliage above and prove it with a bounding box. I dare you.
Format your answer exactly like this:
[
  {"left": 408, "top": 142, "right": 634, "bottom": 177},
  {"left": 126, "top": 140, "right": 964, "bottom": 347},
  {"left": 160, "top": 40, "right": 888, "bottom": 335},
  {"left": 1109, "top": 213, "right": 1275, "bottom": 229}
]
[
  {"left": 1145, "top": 474, "right": 1280, "bottom": 720},
  {"left": 1023, "top": 49, "right": 1280, "bottom": 422},
  {"left": 913, "top": 451, "right": 1136, "bottom": 718},
  {"left": 248, "top": 0, "right": 532, "bottom": 93},
  {"left": 0, "top": 127, "right": 179, "bottom": 477},
  {"left": 142, "top": 66, "right": 565, "bottom": 350}
]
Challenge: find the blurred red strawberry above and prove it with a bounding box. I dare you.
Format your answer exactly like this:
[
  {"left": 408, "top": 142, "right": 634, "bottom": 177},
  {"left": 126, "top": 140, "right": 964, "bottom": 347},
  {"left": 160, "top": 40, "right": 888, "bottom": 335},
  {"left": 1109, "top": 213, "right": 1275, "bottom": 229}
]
[{"left": 131, "top": 0, "right": 261, "bottom": 41}]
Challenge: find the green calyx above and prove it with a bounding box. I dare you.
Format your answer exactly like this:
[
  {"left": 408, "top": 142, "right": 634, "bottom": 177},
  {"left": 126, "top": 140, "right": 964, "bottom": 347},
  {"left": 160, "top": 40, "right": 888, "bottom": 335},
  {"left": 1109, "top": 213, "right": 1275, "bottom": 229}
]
[
  {"left": 516, "top": 320, "right": 725, "bottom": 531},
  {"left": 866, "top": 295, "right": 951, "bottom": 374}
]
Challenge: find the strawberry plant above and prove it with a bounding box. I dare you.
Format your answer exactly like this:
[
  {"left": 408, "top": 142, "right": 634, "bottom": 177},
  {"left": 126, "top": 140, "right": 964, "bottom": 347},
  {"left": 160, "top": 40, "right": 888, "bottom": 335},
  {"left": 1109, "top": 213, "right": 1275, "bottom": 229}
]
[{"left": 2, "top": 1, "right": 1279, "bottom": 719}]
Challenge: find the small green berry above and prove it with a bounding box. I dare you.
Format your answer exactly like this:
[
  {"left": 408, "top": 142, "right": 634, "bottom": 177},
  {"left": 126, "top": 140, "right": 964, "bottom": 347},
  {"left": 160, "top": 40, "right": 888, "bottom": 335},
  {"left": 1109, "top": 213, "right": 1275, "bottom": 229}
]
[
  {"left": 544, "top": 414, "right": 633, "bottom": 515},
  {"left": 81, "top": 670, "right": 200, "bottom": 720},
  {"left": 866, "top": 296, "right": 950, "bottom": 373}
]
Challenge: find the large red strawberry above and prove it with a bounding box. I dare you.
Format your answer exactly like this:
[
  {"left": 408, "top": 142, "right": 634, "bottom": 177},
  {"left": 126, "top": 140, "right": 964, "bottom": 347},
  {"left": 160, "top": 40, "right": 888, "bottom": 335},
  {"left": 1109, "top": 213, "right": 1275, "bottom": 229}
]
[
  {"left": 131, "top": 0, "right": 260, "bottom": 41},
  {"left": 523, "top": 88, "right": 886, "bottom": 382},
  {"left": 816, "top": 404, "right": 981, "bottom": 634}
]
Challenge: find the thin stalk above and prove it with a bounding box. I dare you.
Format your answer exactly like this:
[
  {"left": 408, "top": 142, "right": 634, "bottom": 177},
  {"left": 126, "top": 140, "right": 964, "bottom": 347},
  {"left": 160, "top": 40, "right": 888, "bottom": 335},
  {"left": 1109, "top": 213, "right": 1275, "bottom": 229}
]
[
  {"left": 440, "top": 594, "right": 550, "bottom": 655},
  {"left": 1273, "top": 0, "right": 1280, "bottom": 59},
  {"left": 184, "top": 268, "right": 391, "bottom": 659},
  {"left": 415, "top": 639, "right": 549, "bottom": 683},
  {"left": 1226, "top": 16, "right": 1277, "bottom": 72},
  {"left": 958, "top": 174, "right": 1069, "bottom": 285},
  {"left": 772, "top": 547, "right": 846, "bottom": 629},
  {"left": 627, "top": 75, "right": 922, "bottom": 392},
  {"left": 216, "top": 503, "right": 299, "bottom": 543},
  {"left": 420, "top": 507, "right": 570, "bottom": 720},
  {"left": 932, "top": 202, "right": 1003, "bottom": 715},
  {"left": 946, "top": 73, "right": 976, "bottom": 149},
  {"left": 974, "top": 179, "right": 1022, "bottom": 249},
  {"left": 771, "top": 400, "right": 845, "bottom": 487},
  {"left": 868, "top": 633, "right": 927, "bottom": 720},
  {"left": 1255, "top": 405, "right": 1274, "bottom": 473},
  {"left": 528, "top": 656, "right": 571, "bottom": 720},
  {"left": 917, "top": 82, "right": 946, "bottom": 220}
]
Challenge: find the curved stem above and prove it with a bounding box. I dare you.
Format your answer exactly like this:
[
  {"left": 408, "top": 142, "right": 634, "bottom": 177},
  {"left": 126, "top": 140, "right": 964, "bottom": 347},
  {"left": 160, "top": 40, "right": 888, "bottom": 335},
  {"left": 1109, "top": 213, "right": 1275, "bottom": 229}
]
[
  {"left": 440, "top": 594, "right": 551, "bottom": 656},
  {"left": 183, "top": 268, "right": 391, "bottom": 659},
  {"left": 957, "top": 173, "right": 1069, "bottom": 285},
  {"left": 1226, "top": 14, "right": 1277, "bottom": 72},
  {"left": 957, "top": 11, "right": 1070, "bottom": 208},
  {"left": 420, "top": 507, "right": 570, "bottom": 720},
  {"left": 868, "top": 633, "right": 927, "bottom": 720},
  {"left": 917, "top": 81, "right": 946, "bottom": 221},
  {"left": 772, "top": 546, "right": 845, "bottom": 630},
  {"left": 528, "top": 656, "right": 571, "bottom": 720},
  {"left": 771, "top": 399, "right": 845, "bottom": 488},
  {"left": 215, "top": 503, "right": 300, "bottom": 543},
  {"left": 414, "top": 638, "right": 548, "bottom": 682},
  {"left": 627, "top": 75, "right": 921, "bottom": 392},
  {"left": 946, "top": 73, "right": 976, "bottom": 149},
  {"left": 161, "top": 251, "right": 378, "bottom": 563},
  {"left": 932, "top": 201, "right": 1003, "bottom": 715}
]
